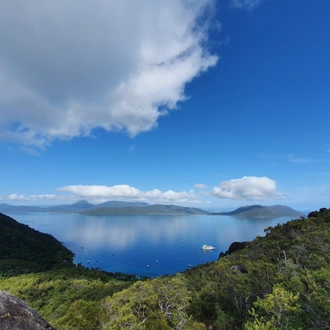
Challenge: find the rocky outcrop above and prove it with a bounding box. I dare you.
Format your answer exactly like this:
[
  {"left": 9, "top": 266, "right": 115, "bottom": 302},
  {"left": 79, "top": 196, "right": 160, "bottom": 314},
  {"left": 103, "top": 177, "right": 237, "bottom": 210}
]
[
  {"left": 0, "top": 291, "right": 56, "bottom": 330},
  {"left": 218, "top": 242, "right": 249, "bottom": 274},
  {"left": 230, "top": 265, "right": 248, "bottom": 274},
  {"left": 227, "top": 241, "right": 247, "bottom": 254},
  {"left": 218, "top": 241, "right": 248, "bottom": 261},
  {"left": 308, "top": 207, "right": 330, "bottom": 218}
]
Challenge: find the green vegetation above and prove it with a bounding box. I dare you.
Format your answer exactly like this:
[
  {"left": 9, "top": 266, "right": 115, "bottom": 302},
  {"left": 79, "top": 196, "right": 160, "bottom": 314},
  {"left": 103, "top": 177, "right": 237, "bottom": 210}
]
[
  {"left": 1, "top": 208, "right": 330, "bottom": 329},
  {"left": 0, "top": 212, "right": 74, "bottom": 276}
]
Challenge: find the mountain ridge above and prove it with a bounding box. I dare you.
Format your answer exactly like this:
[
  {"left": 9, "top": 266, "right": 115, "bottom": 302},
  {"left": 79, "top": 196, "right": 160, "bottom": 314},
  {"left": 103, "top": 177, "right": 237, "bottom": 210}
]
[
  {"left": 82, "top": 204, "right": 209, "bottom": 216},
  {"left": 0, "top": 202, "right": 304, "bottom": 217}
]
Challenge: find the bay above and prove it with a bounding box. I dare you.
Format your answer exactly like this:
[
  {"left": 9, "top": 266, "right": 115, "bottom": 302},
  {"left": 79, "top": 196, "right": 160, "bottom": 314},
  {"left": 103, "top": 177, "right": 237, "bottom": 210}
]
[{"left": 6, "top": 212, "right": 292, "bottom": 278}]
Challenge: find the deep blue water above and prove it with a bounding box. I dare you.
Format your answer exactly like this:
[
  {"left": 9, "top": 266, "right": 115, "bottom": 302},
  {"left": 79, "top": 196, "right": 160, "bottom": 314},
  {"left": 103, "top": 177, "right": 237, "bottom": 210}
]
[{"left": 6, "top": 213, "right": 292, "bottom": 278}]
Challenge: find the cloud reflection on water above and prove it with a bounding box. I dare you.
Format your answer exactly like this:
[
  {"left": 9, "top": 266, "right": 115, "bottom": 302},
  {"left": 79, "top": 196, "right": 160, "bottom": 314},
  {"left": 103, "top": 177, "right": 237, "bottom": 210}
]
[
  {"left": 7, "top": 212, "right": 291, "bottom": 277},
  {"left": 60, "top": 215, "right": 191, "bottom": 250}
]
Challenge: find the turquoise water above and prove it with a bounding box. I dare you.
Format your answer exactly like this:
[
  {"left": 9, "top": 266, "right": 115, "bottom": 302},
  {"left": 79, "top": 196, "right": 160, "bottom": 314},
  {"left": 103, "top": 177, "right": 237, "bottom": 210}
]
[{"left": 6, "top": 212, "right": 292, "bottom": 278}]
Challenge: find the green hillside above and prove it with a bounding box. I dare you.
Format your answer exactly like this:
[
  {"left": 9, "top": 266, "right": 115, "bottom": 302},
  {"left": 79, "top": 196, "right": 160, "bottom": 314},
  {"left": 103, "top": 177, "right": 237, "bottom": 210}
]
[
  {"left": 0, "top": 212, "right": 74, "bottom": 276},
  {"left": 1, "top": 208, "right": 330, "bottom": 329}
]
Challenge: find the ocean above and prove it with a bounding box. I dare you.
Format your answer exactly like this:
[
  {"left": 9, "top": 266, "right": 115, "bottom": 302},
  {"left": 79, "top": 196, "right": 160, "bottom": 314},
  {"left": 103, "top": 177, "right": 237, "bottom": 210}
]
[{"left": 6, "top": 212, "right": 292, "bottom": 278}]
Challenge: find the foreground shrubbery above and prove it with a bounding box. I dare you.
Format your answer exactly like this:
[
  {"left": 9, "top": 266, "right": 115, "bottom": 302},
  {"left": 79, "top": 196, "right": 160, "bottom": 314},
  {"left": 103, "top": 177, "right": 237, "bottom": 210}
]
[
  {"left": 1, "top": 208, "right": 330, "bottom": 329},
  {"left": 0, "top": 266, "right": 135, "bottom": 329}
]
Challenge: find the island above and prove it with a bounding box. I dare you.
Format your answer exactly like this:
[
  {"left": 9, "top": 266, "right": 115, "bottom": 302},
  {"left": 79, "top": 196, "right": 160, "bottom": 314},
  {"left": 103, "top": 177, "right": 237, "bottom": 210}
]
[{"left": 0, "top": 201, "right": 304, "bottom": 217}]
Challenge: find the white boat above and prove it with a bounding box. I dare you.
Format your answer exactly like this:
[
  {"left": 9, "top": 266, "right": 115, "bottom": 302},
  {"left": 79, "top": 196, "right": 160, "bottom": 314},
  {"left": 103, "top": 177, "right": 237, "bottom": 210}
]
[{"left": 201, "top": 245, "right": 215, "bottom": 250}]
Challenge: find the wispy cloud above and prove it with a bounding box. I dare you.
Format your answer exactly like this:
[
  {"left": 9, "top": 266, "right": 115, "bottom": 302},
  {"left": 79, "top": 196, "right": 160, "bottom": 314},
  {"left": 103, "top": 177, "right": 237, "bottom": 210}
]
[
  {"left": 259, "top": 153, "right": 282, "bottom": 159},
  {"left": 288, "top": 154, "right": 312, "bottom": 164},
  {"left": 0, "top": 194, "right": 58, "bottom": 201},
  {"left": 260, "top": 153, "right": 314, "bottom": 164},
  {"left": 211, "top": 176, "right": 285, "bottom": 200},
  {"left": 129, "top": 145, "right": 135, "bottom": 152},
  {"left": 20, "top": 147, "right": 41, "bottom": 157},
  {"left": 0, "top": 0, "right": 218, "bottom": 149},
  {"left": 194, "top": 183, "right": 208, "bottom": 189},
  {"left": 230, "top": 0, "right": 263, "bottom": 10},
  {"left": 57, "top": 185, "right": 198, "bottom": 204}
]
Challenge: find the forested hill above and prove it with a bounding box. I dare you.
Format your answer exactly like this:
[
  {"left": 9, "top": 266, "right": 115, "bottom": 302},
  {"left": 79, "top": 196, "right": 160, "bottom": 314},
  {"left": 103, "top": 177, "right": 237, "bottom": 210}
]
[
  {"left": 214, "top": 204, "right": 305, "bottom": 218},
  {"left": 1, "top": 208, "right": 330, "bottom": 329},
  {"left": 0, "top": 212, "right": 74, "bottom": 275}
]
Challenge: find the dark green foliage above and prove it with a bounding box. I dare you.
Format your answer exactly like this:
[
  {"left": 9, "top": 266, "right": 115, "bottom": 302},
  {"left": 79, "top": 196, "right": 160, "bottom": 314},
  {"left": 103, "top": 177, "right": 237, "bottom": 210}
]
[
  {"left": 0, "top": 212, "right": 74, "bottom": 276},
  {"left": 145, "top": 318, "right": 172, "bottom": 330}
]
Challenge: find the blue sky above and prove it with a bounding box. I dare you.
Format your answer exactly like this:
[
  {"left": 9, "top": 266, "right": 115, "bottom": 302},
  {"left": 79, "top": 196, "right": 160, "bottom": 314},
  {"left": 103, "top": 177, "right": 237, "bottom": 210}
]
[{"left": 0, "top": 0, "right": 329, "bottom": 212}]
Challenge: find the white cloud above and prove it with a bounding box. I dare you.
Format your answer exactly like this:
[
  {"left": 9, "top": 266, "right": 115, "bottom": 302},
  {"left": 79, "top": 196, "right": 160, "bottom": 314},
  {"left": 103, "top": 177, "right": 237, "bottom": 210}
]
[
  {"left": 57, "top": 184, "right": 198, "bottom": 203},
  {"left": 211, "top": 176, "right": 285, "bottom": 200},
  {"left": 194, "top": 183, "right": 208, "bottom": 189},
  {"left": 2, "top": 194, "right": 58, "bottom": 201},
  {"left": 1, "top": 178, "right": 285, "bottom": 205},
  {"left": 0, "top": 0, "right": 218, "bottom": 148},
  {"left": 231, "top": 0, "right": 263, "bottom": 10}
]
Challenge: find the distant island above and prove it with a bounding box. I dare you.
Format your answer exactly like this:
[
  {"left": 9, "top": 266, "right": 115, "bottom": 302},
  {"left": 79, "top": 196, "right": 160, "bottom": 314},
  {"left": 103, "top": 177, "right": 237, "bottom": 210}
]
[
  {"left": 81, "top": 204, "right": 209, "bottom": 216},
  {"left": 0, "top": 201, "right": 304, "bottom": 217},
  {"left": 213, "top": 204, "right": 305, "bottom": 218}
]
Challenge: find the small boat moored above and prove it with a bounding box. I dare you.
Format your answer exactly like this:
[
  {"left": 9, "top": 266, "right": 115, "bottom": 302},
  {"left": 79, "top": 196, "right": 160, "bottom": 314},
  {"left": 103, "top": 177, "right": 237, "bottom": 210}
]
[{"left": 201, "top": 244, "right": 215, "bottom": 250}]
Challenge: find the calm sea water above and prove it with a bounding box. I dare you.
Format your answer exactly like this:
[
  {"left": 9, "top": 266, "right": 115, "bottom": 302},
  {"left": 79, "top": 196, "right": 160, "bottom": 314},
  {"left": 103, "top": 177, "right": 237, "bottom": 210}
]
[{"left": 6, "top": 212, "right": 292, "bottom": 278}]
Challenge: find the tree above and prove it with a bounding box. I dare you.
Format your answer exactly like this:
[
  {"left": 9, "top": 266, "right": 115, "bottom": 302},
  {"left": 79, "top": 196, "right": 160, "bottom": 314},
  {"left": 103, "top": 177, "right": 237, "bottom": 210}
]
[
  {"left": 102, "top": 275, "right": 193, "bottom": 329},
  {"left": 245, "top": 285, "right": 302, "bottom": 330}
]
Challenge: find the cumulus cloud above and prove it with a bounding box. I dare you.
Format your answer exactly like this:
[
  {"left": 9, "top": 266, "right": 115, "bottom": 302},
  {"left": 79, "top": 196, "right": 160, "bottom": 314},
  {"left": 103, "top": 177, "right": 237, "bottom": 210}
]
[
  {"left": 231, "top": 0, "right": 263, "bottom": 10},
  {"left": 211, "top": 176, "right": 285, "bottom": 200},
  {"left": 0, "top": 0, "right": 218, "bottom": 148},
  {"left": 57, "top": 184, "right": 198, "bottom": 203}
]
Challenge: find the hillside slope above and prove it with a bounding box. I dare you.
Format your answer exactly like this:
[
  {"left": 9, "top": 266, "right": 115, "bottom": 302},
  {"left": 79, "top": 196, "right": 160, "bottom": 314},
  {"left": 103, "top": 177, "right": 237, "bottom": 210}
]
[{"left": 0, "top": 212, "right": 74, "bottom": 275}]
